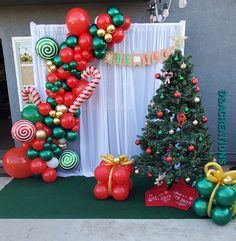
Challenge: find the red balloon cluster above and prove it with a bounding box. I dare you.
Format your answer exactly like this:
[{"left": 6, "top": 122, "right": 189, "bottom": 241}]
[{"left": 93, "top": 160, "right": 133, "bottom": 201}]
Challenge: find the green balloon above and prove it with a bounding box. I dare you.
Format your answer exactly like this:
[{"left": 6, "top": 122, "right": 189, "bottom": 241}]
[
  {"left": 21, "top": 105, "right": 44, "bottom": 124},
  {"left": 51, "top": 144, "right": 58, "bottom": 150},
  {"left": 53, "top": 147, "right": 62, "bottom": 157},
  {"left": 44, "top": 142, "right": 52, "bottom": 150},
  {"left": 112, "top": 13, "right": 125, "bottom": 27},
  {"left": 215, "top": 186, "right": 236, "bottom": 206},
  {"left": 66, "top": 131, "right": 78, "bottom": 142},
  {"left": 52, "top": 55, "right": 63, "bottom": 67},
  {"left": 195, "top": 177, "right": 215, "bottom": 198},
  {"left": 44, "top": 116, "right": 54, "bottom": 127},
  {"left": 27, "top": 148, "right": 39, "bottom": 160},
  {"left": 94, "top": 50, "right": 106, "bottom": 59},
  {"left": 45, "top": 82, "right": 53, "bottom": 90},
  {"left": 71, "top": 69, "right": 81, "bottom": 79},
  {"left": 51, "top": 86, "right": 59, "bottom": 93},
  {"left": 39, "top": 150, "right": 53, "bottom": 161},
  {"left": 54, "top": 80, "right": 62, "bottom": 88},
  {"left": 92, "top": 36, "right": 107, "bottom": 51},
  {"left": 46, "top": 97, "right": 57, "bottom": 106},
  {"left": 192, "top": 198, "right": 208, "bottom": 217},
  {"left": 59, "top": 41, "right": 67, "bottom": 49},
  {"left": 211, "top": 206, "right": 232, "bottom": 225},
  {"left": 61, "top": 82, "right": 70, "bottom": 91},
  {"left": 107, "top": 6, "right": 120, "bottom": 17},
  {"left": 53, "top": 127, "right": 65, "bottom": 139},
  {"left": 66, "top": 35, "right": 78, "bottom": 48},
  {"left": 89, "top": 24, "right": 98, "bottom": 37},
  {"left": 74, "top": 109, "right": 80, "bottom": 118},
  {"left": 47, "top": 136, "right": 52, "bottom": 143},
  {"left": 69, "top": 61, "right": 77, "bottom": 70},
  {"left": 62, "top": 63, "right": 70, "bottom": 71}
]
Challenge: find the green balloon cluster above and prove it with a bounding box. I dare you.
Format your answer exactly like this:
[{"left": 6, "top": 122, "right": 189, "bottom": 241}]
[
  {"left": 193, "top": 177, "right": 236, "bottom": 225},
  {"left": 21, "top": 105, "right": 44, "bottom": 124}
]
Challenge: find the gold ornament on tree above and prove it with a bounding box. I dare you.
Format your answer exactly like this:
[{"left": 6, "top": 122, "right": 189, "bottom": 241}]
[{"left": 180, "top": 62, "right": 186, "bottom": 69}]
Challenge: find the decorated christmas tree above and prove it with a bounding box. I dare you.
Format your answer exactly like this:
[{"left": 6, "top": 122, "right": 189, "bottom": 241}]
[{"left": 134, "top": 49, "right": 215, "bottom": 186}]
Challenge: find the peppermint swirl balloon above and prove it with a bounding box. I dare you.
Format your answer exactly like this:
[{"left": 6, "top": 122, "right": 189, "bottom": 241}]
[
  {"left": 11, "top": 120, "right": 35, "bottom": 143},
  {"left": 36, "top": 37, "right": 59, "bottom": 60},
  {"left": 59, "top": 150, "right": 79, "bottom": 170}
]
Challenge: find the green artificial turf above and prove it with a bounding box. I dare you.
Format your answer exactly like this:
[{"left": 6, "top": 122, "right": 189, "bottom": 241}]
[{"left": 0, "top": 175, "right": 201, "bottom": 219}]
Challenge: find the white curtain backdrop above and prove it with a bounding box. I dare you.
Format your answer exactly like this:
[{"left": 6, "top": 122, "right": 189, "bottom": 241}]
[{"left": 30, "top": 21, "right": 186, "bottom": 177}]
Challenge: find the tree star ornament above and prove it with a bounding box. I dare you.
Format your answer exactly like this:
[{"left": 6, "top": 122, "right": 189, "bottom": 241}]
[{"left": 171, "top": 34, "right": 188, "bottom": 50}]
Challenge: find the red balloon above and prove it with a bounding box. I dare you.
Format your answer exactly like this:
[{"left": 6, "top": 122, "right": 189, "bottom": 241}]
[
  {"left": 122, "top": 15, "right": 131, "bottom": 31},
  {"left": 21, "top": 142, "right": 31, "bottom": 152},
  {"left": 52, "top": 138, "right": 59, "bottom": 144},
  {"left": 112, "top": 28, "right": 125, "bottom": 44},
  {"left": 71, "top": 125, "right": 79, "bottom": 132},
  {"left": 79, "top": 33, "right": 93, "bottom": 50},
  {"left": 76, "top": 60, "right": 88, "bottom": 71},
  {"left": 57, "top": 66, "right": 71, "bottom": 79},
  {"left": 94, "top": 183, "right": 109, "bottom": 200},
  {"left": 3, "top": 147, "right": 33, "bottom": 178},
  {"left": 97, "top": 13, "right": 112, "bottom": 29},
  {"left": 72, "top": 79, "right": 89, "bottom": 97},
  {"left": 43, "top": 125, "right": 52, "bottom": 136},
  {"left": 66, "top": 8, "right": 91, "bottom": 36},
  {"left": 59, "top": 47, "right": 74, "bottom": 64},
  {"left": 55, "top": 95, "right": 64, "bottom": 104},
  {"left": 112, "top": 166, "right": 130, "bottom": 184},
  {"left": 46, "top": 89, "right": 57, "bottom": 98},
  {"left": 125, "top": 178, "right": 133, "bottom": 190},
  {"left": 74, "top": 45, "right": 82, "bottom": 53},
  {"left": 112, "top": 184, "right": 129, "bottom": 201},
  {"left": 124, "top": 164, "right": 134, "bottom": 174},
  {"left": 31, "top": 139, "right": 45, "bottom": 151},
  {"left": 35, "top": 122, "right": 44, "bottom": 130},
  {"left": 60, "top": 113, "right": 76, "bottom": 129},
  {"left": 30, "top": 158, "right": 47, "bottom": 174},
  {"left": 66, "top": 76, "right": 79, "bottom": 88},
  {"left": 47, "top": 72, "right": 60, "bottom": 84},
  {"left": 82, "top": 50, "right": 91, "bottom": 61},
  {"left": 58, "top": 87, "right": 65, "bottom": 96},
  {"left": 63, "top": 92, "right": 76, "bottom": 107},
  {"left": 74, "top": 53, "right": 83, "bottom": 62},
  {"left": 42, "top": 168, "right": 57, "bottom": 183},
  {"left": 107, "top": 42, "right": 114, "bottom": 49},
  {"left": 94, "top": 165, "right": 111, "bottom": 183},
  {"left": 38, "top": 103, "right": 52, "bottom": 116}
]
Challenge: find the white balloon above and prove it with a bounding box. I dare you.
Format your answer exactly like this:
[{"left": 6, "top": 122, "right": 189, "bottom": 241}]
[
  {"left": 47, "top": 157, "right": 59, "bottom": 168},
  {"left": 58, "top": 138, "right": 67, "bottom": 144}
]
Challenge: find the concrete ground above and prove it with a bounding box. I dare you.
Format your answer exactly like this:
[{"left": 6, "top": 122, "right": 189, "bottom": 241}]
[{"left": 0, "top": 177, "right": 235, "bottom": 241}]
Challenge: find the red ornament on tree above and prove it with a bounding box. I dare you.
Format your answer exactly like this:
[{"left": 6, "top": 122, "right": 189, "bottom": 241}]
[
  {"left": 146, "top": 147, "right": 152, "bottom": 154},
  {"left": 156, "top": 111, "right": 164, "bottom": 118},
  {"left": 135, "top": 139, "right": 141, "bottom": 145},
  {"left": 195, "top": 86, "right": 200, "bottom": 93},
  {"left": 187, "top": 145, "right": 195, "bottom": 152},
  {"left": 165, "top": 156, "right": 173, "bottom": 162},
  {"left": 202, "top": 116, "right": 208, "bottom": 123},
  {"left": 173, "top": 91, "right": 181, "bottom": 98},
  {"left": 192, "top": 78, "right": 198, "bottom": 85},
  {"left": 155, "top": 73, "right": 161, "bottom": 79}
]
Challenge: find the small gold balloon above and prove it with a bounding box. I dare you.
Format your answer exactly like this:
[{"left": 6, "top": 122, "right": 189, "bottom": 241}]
[
  {"left": 56, "top": 111, "right": 63, "bottom": 118},
  {"left": 49, "top": 110, "right": 56, "bottom": 117},
  {"left": 107, "top": 24, "right": 115, "bottom": 34},
  {"left": 56, "top": 104, "right": 68, "bottom": 113},
  {"left": 48, "top": 69, "right": 52, "bottom": 73},
  {"left": 97, "top": 28, "right": 106, "bottom": 37},
  {"left": 104, "top": 33, "right": 112, "bottom": 43},
  {"left": 46, "top": 60, "right": 53, "bottom": 66},
  {"left": 50, "top": 65, "right": 57, "bottom": 72},
  {"left": 180, "top": 63, "right": 186, "bottom": 69},
  {"left": 58, "top": 143, "right": 67, "bottom": 150},
  {"left": 53, "top": 118, "right": 60, "bottom": 125},
  {"left": 36, "top": 130, "right": 47, "bottom": 140}
]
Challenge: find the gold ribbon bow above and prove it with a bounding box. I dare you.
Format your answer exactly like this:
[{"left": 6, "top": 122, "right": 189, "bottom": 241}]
[
  {"left": 101, "top": 154, "right": 134, "bottom": 195},
  {"left": 204, "top": 162, "right": 236, "bottom": 217}
]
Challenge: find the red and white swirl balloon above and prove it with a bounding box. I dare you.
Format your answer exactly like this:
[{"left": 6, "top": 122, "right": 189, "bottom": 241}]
[{"left": 11, "top": 120, "right": 36, "bottom": 143}]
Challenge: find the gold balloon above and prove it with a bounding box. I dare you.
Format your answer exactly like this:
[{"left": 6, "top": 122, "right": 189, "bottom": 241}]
[
  {"left": 97, "top": 28, "right": 106, "bottom": 37},
  {"left": 46, "top": 60, "right": 53, "bottom": 66},
  {"left": 107, "top": 24, "right": 115, "bottom": 34},
  {"left": 56, "top": 104, "right": 68, "bottom": 113},
  {"left": 58, "top": 143, "right": 67, "bottom": 150},
  {"left": 48, "top": 69, "right": 52, "bottom": 74},
  {"left": 36, "top": 130, "right": 47, "bottom": 140},
  {"left": 53, "top": 118, "right": 60, "bottom": 125},
  {"left": 104, "top": 33, "right": 112, "bottom": 43},
  {"left": 50, "top": 65, "right": 57, "bottom": 72},
  {"left": 49, "top": 110, "right": 56, "bottom": 118},
  {"left": 56, "top": 111, "right": 63, "bottom": 118},
  {"left": 180, "top": 63, "right": 187, "bottom": 69}
]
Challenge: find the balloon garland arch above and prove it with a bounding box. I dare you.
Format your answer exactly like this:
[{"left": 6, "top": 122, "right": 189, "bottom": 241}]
[{"left": 4, "top": 6, "right": 131, "bottom": 182}]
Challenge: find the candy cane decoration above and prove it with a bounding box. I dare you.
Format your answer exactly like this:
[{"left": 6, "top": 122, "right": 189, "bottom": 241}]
[
  {"left": 22, "top": 86, "right": 42, "bottom": 106},
  {"left": 69, "top": 66, "right": 101, "bottom": 113}
]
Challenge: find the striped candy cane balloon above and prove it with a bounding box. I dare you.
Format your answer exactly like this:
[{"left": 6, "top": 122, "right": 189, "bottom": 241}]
[
  {"left": 22, "top": 86, "right": 42, "bottom": 107},
  {"left": 69, "top": 66, "right": 101, "bottom": 113}
]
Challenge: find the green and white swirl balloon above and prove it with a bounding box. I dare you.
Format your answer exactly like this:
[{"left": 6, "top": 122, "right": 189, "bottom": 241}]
[
  {"left": 59, "top": 150, "right": 79, "bottom": 170},
  {"left": 36, "top": 37, "right": 59, "bottom": 60}
]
